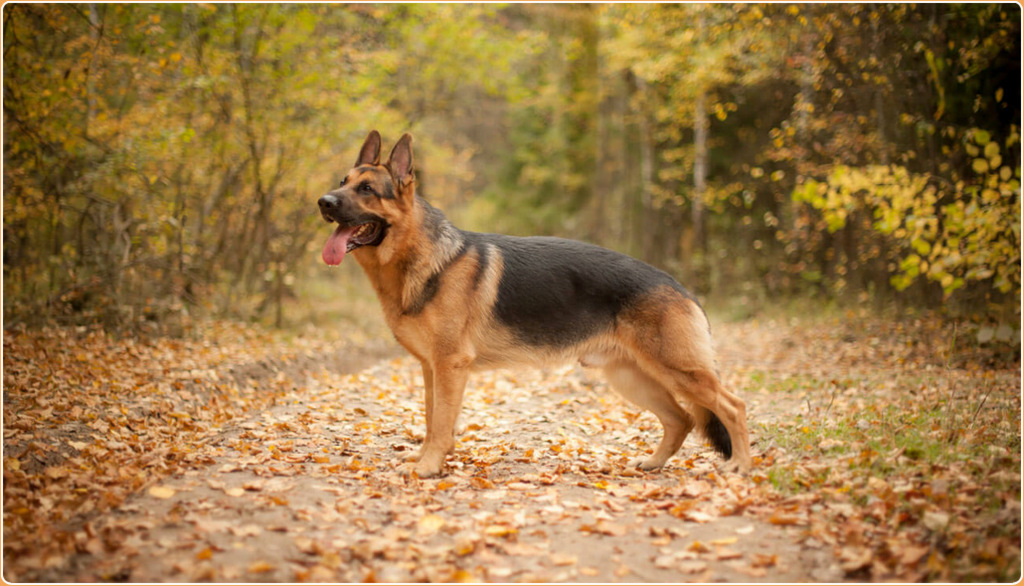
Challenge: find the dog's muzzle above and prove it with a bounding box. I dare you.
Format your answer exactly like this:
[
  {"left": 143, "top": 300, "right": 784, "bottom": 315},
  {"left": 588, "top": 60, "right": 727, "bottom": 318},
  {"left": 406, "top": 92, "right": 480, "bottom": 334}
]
[
  {"left": 318, "top": 193, "right": 342, "bottom": 222},
  {"left": 317, "top": 193, "right": 388, "bottom": 266}
]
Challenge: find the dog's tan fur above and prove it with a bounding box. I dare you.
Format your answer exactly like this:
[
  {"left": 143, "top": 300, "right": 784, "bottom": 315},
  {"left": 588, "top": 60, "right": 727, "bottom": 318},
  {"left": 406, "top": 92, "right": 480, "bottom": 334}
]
[{"left": 319, "top": 131, "right": 752, "bottom": 478}]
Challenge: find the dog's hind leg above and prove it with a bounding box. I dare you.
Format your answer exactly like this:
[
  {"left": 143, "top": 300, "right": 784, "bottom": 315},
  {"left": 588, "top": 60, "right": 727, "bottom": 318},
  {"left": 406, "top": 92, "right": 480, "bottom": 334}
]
[
  {"left": 672, "top": 369, "right": 750, "bottom": 472},
  {"left": 623, "top": 295, "right": 752, "bottom": 473},
  {"left": 603, "top": 360, "right": 694, "bottom": 470}
]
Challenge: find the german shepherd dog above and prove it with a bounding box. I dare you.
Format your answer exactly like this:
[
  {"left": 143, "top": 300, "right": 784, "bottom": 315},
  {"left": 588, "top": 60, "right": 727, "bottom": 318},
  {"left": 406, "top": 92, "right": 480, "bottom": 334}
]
[{"left": 317, "top": 131, "right": 752, "bottom": 478}]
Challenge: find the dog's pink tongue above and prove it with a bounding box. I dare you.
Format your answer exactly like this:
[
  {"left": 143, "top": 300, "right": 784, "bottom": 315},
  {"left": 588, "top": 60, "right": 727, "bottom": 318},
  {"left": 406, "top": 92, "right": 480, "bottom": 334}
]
[{"left": 322, "top": 225, "right": 359, "bottom": 265}]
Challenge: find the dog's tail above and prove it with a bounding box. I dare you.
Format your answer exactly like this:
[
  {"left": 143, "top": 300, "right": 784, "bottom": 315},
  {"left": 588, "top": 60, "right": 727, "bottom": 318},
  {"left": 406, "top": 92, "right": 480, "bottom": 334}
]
[{"left": 699, "top": 408, "right": 732, "bottom": 459}]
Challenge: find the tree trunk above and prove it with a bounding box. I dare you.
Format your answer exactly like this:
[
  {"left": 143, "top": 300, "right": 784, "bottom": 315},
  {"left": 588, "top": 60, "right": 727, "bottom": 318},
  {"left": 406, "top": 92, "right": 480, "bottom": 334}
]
[
  {"left": 693, "top": 88, "right": 708, "bottom": 255},
  {"left": 636, "top": 77, "right": 656, "bottom": 263}
]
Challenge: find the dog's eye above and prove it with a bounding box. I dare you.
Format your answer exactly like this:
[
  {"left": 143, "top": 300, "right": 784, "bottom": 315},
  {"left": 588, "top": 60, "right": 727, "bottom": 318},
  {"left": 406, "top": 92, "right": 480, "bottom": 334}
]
[
  {"left": 359, "top": 182, "right": 375, "bottom": 195},
  {"left": 339, "top": 177, "right": 348, "bottom": 187}
]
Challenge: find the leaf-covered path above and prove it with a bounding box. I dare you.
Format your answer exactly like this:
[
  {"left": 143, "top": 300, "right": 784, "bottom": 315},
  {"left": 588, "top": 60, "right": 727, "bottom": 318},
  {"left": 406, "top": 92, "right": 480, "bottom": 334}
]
[{"left": 4, "top": 314, "right": 1020, "bottom": 582}]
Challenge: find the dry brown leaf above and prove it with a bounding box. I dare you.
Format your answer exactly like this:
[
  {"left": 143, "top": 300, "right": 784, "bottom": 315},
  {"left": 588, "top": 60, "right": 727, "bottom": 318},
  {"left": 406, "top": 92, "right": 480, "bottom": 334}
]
[
  {"left": 551, "top": 553, "right": 577, "bottom": 566},
  {"left": 768, "top": 511, "right": 802, "bottom": 526},
  {"left": 899, "top": 544, "right": 931, "bottom": 566},
  {"left": 714, "top": 547, "right": 742, "bottom": 561},
  {"left": 840, "top": 546, "right": 872, "bottom": 573},
  {"left": 580, "top": 521, "right": 626, "bottom": 537},
  {"left": 751, "top": 553, "right": 778, "bottom": 568}
]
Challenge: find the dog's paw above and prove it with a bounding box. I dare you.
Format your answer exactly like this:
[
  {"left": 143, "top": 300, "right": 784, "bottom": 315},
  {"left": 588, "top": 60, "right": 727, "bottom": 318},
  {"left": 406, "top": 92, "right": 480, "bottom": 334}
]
[
  {"left": 399, "top": 460, "right": 444, "bottom": 479},
  {"left": 628, "top": 456, "right": 665, "bottom": 471},
  {"left": 399, "top": 449, "right": 422, "bottom": 463},
  {"left": 719, "top": 458, "right": 752, "bottom": 475}
]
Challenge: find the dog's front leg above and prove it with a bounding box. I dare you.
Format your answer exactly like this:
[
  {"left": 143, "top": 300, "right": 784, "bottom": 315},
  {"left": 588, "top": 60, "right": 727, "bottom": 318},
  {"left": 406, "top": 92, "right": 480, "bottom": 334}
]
[
  {"left": 403, "top": 352, "right": 472, "bottom": 478},
  {"left": 402, "top": 360, "right": 436, "bottom": 462}
]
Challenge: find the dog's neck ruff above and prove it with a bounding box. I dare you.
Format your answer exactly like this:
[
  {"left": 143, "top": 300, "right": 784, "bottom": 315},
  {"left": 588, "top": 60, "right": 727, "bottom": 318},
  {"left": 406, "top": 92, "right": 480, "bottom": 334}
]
[
  {"left": 419, "top": 199, "right": 464, "bottom": 275},
  {"left": 392, "top": 198, "right": 464, "bottom": 312}
]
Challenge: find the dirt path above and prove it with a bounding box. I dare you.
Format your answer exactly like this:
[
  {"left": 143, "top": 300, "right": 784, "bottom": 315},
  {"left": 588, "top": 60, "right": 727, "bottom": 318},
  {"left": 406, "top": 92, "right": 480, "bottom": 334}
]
[{"left": 15, "top": 322, "right": 846, "bottom": 583}]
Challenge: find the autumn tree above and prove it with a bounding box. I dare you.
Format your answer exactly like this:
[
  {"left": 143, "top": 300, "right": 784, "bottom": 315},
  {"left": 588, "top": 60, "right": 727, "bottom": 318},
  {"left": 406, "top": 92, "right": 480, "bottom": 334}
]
[{"left": 4, "top": 4, "right": 1019, "bottom": 330}]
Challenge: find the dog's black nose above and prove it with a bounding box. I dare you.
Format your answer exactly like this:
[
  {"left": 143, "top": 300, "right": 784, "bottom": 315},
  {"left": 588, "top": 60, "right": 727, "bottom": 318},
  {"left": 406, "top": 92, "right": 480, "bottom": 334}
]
[{"left": 318, "top": 194, "right": 339, "bottom": 211}]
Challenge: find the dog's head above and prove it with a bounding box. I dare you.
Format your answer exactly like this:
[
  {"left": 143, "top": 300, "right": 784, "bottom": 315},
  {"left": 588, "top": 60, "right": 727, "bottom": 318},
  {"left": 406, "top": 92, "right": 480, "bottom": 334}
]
[{"left": 318, "top": 130, "right": 415, "bottom": 266}]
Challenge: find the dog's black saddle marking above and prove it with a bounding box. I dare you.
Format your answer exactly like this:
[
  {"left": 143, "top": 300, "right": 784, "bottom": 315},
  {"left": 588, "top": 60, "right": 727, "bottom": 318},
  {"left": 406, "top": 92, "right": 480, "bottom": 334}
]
[{"left": 468, "top": 233, "right": 697, "bottom": 347}]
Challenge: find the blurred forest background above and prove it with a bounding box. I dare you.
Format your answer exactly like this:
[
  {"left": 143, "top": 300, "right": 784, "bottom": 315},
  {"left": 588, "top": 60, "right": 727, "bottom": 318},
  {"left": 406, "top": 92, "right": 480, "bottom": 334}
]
[{"left": 3, "top": 3, "right": 1020, "bottom": 334}]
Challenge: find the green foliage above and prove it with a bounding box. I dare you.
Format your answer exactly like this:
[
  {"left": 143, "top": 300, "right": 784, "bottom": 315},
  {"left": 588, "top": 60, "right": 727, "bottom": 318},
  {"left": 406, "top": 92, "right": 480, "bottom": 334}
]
[
  {"left": 3, "top": 4, "right": 1020, "bottom": 328},
  {"left": 2, "top": 4, "right": 532, "bottom": 328},
  {"left": 793, "top": 126, "right": 1021, "bottom": 299}
]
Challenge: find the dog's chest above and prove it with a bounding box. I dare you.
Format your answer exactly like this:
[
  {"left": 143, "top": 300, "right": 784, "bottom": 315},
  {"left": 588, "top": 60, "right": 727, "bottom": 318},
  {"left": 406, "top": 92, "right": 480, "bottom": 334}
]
[{"left": 384, "top": 312, "right": 437, "bottom": 361}]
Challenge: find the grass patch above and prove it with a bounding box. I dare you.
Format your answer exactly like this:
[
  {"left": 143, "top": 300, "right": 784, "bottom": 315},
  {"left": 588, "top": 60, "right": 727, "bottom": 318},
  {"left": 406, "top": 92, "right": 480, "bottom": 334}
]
[{"left": 744, "top": 324, "right": 1020, "bottom": 582}]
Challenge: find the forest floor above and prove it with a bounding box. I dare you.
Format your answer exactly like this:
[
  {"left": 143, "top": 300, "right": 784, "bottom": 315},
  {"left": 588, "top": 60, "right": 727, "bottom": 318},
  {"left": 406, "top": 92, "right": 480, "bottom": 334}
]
[{"left": 3, "top": 309, "right": 1020, "bottom": 583}]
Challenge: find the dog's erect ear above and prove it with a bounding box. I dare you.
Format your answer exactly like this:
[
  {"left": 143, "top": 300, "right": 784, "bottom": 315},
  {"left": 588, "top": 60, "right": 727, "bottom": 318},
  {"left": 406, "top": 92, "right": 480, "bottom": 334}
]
[
  {"left": 355, "top": 130, "right": 382, "bottom": 167},
  {"left": 387, "top": 133, "right": 414, "bottom": 189}
]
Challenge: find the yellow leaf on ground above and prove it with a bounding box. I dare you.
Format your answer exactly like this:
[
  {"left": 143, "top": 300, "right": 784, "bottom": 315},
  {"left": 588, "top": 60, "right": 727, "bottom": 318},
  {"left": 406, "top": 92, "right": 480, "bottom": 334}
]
[
  {"left": 711, "top": 536, "right": 738, "bottom": 546},
  {"left": 484, "top": 525, "right": 517, "bottom": 538},
  {"left": 149, "top": 486, "right": 176, "bottom": 499},
  {"left": 248, "top": 561, "right": 275, "bottom": 574},
  {"left": 417, "top": 514, "right": 446, "bottom": 535}
]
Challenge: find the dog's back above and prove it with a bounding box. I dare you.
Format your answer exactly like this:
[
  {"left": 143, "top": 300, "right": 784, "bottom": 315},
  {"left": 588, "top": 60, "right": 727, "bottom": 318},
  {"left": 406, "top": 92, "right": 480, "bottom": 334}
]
[{"left": 468, "top": 232, "right": 702, "bottom": 347}]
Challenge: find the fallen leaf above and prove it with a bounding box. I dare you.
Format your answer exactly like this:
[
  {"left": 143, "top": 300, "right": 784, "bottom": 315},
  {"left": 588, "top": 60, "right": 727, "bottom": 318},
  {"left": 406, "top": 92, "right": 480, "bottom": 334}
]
[
  {"left": 453, "top": 532, "right": 478, "bottom": 556},
  {"left": 687, "top": 540, "right": 710, "bottom": 553},
  {"left": 45, "top": 466, "right": 68, "bottom": 480},
  {"left": 681, "top": 509, "right": 715, "bottom": 523},
  {"left": 470, "top": 477, "right": 495, "bottom": 489},
  {"left": 922, "top": 511, "right": 950, "bottom": 532},
  {"left": 679, "top": 560, "right": 709, "bottom": 574},
  {"left": 714, "top": 547, "right": 742, "bottom": 561},
  {"left": 148, "top": 486, "right": 176, "bottom": 499},
  {"left": 751, "top": 553, "right": 778, "bottom": 568},
  {"left": 484, "top": 525, "right": 517, "bottom": 538},
  {"left": 579, "top": 521, "right": 627, "bottom": 537},
  {"left": 768, "top": 511, "right": 802, "bottom": 526},
  {"left": 840, "top": 546, "right": 872, "bottom": 573},
  {"left": 899, "top": 544, "right": 931, "bottom": 566},
  {"left": 417, "top": 514, "right": 446, "bottom": 535},
  {"left": 711, "top": 536, "right": 738, "bottom": 546},
  {"left": 248, "top": 561, "right": 275, "bottom": 574}
]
